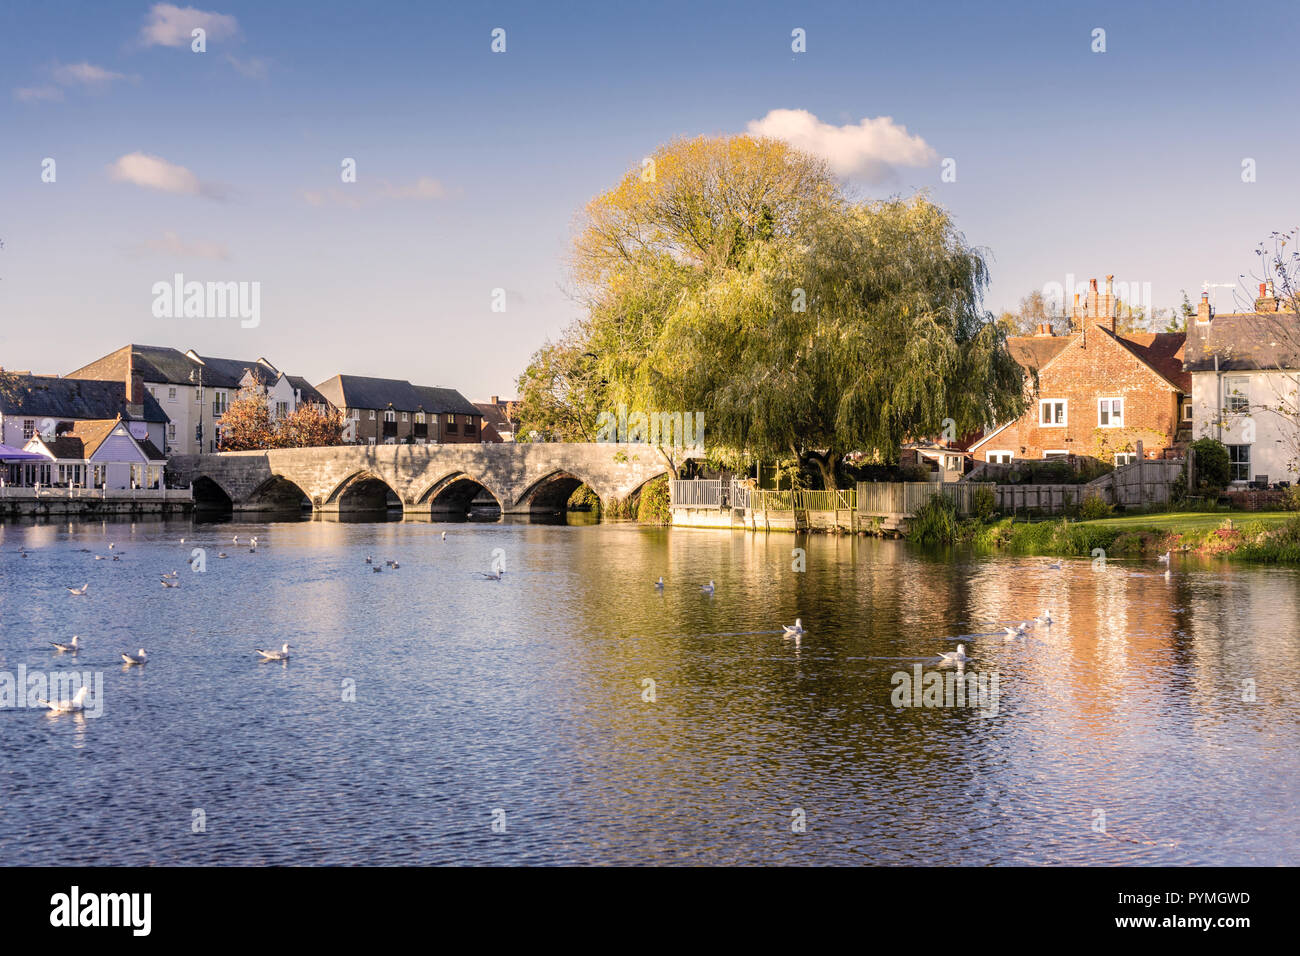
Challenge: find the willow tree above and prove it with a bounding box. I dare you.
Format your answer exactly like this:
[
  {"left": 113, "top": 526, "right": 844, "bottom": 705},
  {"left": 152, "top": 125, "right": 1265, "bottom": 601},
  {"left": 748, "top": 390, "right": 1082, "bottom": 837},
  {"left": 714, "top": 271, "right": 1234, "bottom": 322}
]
[{"left": 520, "top": 133, "right": 1027, "bottom": 484}]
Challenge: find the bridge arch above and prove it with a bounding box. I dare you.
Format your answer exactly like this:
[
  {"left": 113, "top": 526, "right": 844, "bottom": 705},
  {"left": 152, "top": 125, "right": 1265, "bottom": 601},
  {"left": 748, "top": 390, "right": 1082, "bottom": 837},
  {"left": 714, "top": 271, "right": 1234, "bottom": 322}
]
[
  {"left": 192, "top": 475, "right": 234, "bottom": 513},
  {"left": 242, "top": 474, "right": 313, "bottom": 513},
  {"left": 414, "top": 471, "right": 503, "bottom": 518},
  {"left": 515, "top": 469, "right": 611, "bottom": 515},
  {"left": 323, "top": 470, "right": 404, "bottom": 515}
]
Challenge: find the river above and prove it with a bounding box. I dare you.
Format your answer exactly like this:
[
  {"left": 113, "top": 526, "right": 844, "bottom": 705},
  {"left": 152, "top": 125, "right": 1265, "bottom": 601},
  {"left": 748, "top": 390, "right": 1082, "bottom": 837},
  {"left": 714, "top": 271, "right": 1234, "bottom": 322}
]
[{"left": 1, "top": 516, "right": 1296, "bottom": 865}]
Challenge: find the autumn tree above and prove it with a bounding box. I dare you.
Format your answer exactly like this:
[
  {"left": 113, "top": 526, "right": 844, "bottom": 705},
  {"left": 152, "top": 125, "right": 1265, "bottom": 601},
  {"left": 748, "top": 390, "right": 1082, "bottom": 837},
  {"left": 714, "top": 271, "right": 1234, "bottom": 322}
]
[
  {"left": 217, "top": 394, "right": 345, "bottom": 450},
  {"left": 217, "top": 393, "right": 275, "bottom": 450},
  {"left": 277, "top": 403, "right": 345, "bottom": 447}
]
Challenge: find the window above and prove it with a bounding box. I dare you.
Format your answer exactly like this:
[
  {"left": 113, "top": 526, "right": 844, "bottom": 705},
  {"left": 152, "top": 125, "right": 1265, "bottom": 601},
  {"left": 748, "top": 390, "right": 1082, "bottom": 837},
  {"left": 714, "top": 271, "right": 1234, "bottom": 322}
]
[
  {"left": 22, "top": 419, "right": 35, "bottom": 439},
  {"left": 465, "top": 415, "right": 476, "bottom": 434},
  {"left": 1097, "top": 397, "right": 1123, "bottom": 427},
  {"left": 943, "top": 454, "right": 962, "bottom": 472},
  {"left": 401, "top": 412, "right": 409, "bottom": 423},
  {"left": 195, "top": 388, "right": 203, "bottom": 403},
  {"left": 1228, "top": 444, "right": 1251, "bottom": 482},
  {"left": 1181, "top": 399, "right": 1193, "bottom": 423},
  {"left": 1115, "top": 452, "right": 1137, "bottom": 467},
  {"left": 369, "top": 410, "right": 376, "bottom": 420},
  {"left": 168, "top": 387, "right": 177, "bottom": 402},
  {"left": 1039, "top": 399, "right": 1067, "bottom": 426},
  {"left": 275, "top": 402, "right": 289, "bottom": 417},
  {"left": 414, "top": 411, "right": 425, "bottom": 424},
  {"left": 1045, "top": 450, "right": 1068, "bottom": 459},
  {"left": 986, "top": 451, "right": 1013, "bottom": 464},
  {"left": 445, "top": 414, "right": 458, "bottom": 434},
  {"left": 148, "top": 386, "right": 157, "bottom": 397},
  {"left": 383, "top": 410, "right": 396, "bottom": 422},
  {"left": 168, "top": 423, "right": 177, "bottom": 440},
  {"left": 1225, "top": 377, "right": 1250, "bottom": 413}
]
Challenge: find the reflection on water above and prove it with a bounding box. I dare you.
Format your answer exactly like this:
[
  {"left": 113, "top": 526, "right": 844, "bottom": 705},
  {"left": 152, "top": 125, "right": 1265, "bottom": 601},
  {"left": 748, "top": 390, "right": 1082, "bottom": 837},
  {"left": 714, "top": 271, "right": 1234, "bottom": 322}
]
[{"left": 0, "top": 518, "right": 1296, "bottom": 865}]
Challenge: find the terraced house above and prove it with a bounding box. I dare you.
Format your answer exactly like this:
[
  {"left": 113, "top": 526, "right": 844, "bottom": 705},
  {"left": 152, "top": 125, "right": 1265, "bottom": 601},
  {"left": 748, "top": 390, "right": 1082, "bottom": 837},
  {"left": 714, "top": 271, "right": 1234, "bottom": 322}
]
[
  {"left": 314, "top": 374, "right": 485, "bottom": 445},
  {"left": 970, "top": 276, "right": 1192, "bottom": 466},
  {"left": 66, "top": 345, "right": 330, "bottom": 455}
]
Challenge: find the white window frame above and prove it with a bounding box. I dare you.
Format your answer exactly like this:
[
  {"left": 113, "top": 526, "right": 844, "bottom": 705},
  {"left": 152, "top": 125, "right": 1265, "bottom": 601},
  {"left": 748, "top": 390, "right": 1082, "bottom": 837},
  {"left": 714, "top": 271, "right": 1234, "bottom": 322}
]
[
  {"left": 383, "top": 409, "right": 396, "bottom": 423},
  {"left": 1225, "top": 377, "right": 1250, "bottom": 414},
  {"left": 168, "top": 387, "right": 177, "bottom": 402},
  {"left": 369, "top": 409, "right": 376, "bottom": 420},
  {"left": 986, "top": 450, "right": 1014, "bottom": 464},
  {"left": 1097, "top": 397, "right": 1124, "bottom": 428},
  {"left": 401, "top": 412, "right": 409, "bottom": 423},
  {"left": 1181, "top": 400, "right": 1193, "bottom": 423},
  {"left": 1039, "top": 399, "right": 1067, "bottom": 427},
  {"left": 1227, "top": 443, "right": 1252, "bottom": 482},
  {"left": 943, "top": 454, "right": 962, "bottom": 472},
  {"left": 1115, "top": 452, "right": 1137, "bottom": 467}
]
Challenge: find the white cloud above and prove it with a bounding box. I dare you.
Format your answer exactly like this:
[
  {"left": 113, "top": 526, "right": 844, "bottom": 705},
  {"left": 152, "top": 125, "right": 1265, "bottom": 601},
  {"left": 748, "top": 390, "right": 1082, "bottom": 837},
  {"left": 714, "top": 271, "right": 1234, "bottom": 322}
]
[
  {"left": 108, "top": 152, "right": 225, "bottom": 200},
  {"left": 13, "top": 85, "right": 64, "bottom": 103},
  {"left": 137, "top": 231, "right": 230, "bottom": 260},
  {"left": 52, "top": 61, "right": 132, "bottom": 89},
  {"left": 746, "top": 109, "right": 937, "bottom": 182},
  {"left": 377, "top": 177, "right": 447, "bottom": 201},
  {"left": 140, "top": 4, "right": 239, "bottom": 48},
  {"left": 225, "top": 54, "right": 268, "bottom": 79}
]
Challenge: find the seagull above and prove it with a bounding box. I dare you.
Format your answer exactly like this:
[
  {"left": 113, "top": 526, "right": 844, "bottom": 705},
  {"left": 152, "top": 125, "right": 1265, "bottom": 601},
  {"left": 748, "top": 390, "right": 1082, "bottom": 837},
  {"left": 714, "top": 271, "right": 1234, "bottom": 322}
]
[
  {"left": 480, "top": 570, "right": 502, "bottom": 580},
  {"left": 162, "top": 571, "right": 178, "bottom": 579},
  {"left": 94, "top": 554, "right": 107, "bottom": 560},
  {"left": 701, "top": 580, "right": 715, "bottom": 593},
  {"left": 121, "top": 649, "right": 147, "bottom": 666},
  {"left": 66, "top": 584, "right": 88, "bottom": 596},
  {"left": 51, "top": 635, "right": 80, "bottom": 653},
  {"left": 217, "top": 552, "right": 229, "bottom": 559},
  {"left": 112, "top": 555, "right": 121, "bottom": 561},
  {"left": 783, "top": 618, "right": 804, "bottom": 635},
  {"left": 232, "top": 535, "right": 239, "bottom": 544},
  {"left": 372, "top": 565, "right": 383, "bottom": 573},
  {"left": 938, "top": 644, "right": 969, "bottom": 665},
  {"left": 180, "top": 538, "right": 185, "bottom": 544},
  {"left": 255, "top": 643, "right": 291, "bottom": 661},
  {"left": 390, "top": 561, "right": 400, "bottom": 570},
  {"left": 107, "top": 543, "right": 115, "bottom": 550},
  {"left": 1157, "top": 550, "right": 1171, "bottom": 564},
  {"left": 161, "top": 579, "right": 179, "bottom": 588},
  {"left": 654, "top": 576, "right": 664, "bottom": 589},
  {"left": 441, "top": 531, "right": 447, "bottom": 541},
  {"left": 386, "top": 560, "right": 396, "bottom": 567},
  {"left": 365, "top": 555, "right": 373, "bottom": 564},
  {"left": 1034, "top": 610, "right": 1053, "bottom": 626},
  {"left": 37, "top": 685, "right": 89, "bottom": 714},
  {"left": 1004, "top": 622, "right": 1030, "bottom": 640},
  {"left": 1047, "top": 562, "right": 1062, "bottom": 570}
]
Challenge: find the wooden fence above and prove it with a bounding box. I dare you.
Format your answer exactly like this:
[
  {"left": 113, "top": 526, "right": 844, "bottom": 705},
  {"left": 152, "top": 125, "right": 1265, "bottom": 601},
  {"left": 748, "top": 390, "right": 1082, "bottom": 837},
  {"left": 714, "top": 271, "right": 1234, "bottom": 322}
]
[{"left": 857, "top": 481, "right": 977, "bottom": 517}]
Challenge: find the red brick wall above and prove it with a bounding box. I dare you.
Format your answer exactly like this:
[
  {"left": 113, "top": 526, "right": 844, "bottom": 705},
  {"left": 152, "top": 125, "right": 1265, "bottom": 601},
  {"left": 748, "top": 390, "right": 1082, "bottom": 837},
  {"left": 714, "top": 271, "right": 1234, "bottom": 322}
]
[{"left": 977, "top": 327, "right": 1181, "bottom": 463}]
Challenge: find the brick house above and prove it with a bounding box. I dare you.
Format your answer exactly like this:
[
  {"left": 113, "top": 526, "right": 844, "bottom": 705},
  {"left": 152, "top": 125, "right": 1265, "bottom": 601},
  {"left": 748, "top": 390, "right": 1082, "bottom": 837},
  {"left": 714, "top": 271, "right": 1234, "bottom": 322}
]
[
  {"left": 970, "top": 277, "right": 1192, "bottom": 465},
  {"left": 315, "top": 375, "right": 484, "bottom": 445}
]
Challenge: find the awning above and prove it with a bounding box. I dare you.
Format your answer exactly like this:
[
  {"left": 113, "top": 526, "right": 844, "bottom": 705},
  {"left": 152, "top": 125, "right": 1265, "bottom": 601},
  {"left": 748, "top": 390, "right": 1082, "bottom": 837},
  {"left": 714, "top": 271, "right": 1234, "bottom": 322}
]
[{"left": 0, "top": 444, "right": 47, "bottom": 462}]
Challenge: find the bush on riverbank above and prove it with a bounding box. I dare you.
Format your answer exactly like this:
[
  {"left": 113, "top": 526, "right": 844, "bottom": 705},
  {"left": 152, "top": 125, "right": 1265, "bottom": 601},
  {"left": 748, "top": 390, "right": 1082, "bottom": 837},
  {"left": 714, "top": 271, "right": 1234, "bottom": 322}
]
[
  {"left": 908, "top": 492, "right": 958, "bottom": 545},
  {"left": 636, "top": 476, "right": 670, "bottom": 525}
]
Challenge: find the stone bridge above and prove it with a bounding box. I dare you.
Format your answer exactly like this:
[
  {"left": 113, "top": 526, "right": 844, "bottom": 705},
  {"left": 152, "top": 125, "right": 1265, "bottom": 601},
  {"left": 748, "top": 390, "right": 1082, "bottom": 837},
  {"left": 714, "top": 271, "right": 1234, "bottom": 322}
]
[{"left": 166, "top": 443, "right": 673, "bottom": 516}]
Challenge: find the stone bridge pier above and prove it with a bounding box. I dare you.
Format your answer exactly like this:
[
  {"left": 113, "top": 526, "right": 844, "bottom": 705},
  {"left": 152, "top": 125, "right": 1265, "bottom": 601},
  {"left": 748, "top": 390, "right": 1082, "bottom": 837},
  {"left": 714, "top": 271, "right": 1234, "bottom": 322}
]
[{"left": 166, "top": 443, "right": 672, "bottom": 517}]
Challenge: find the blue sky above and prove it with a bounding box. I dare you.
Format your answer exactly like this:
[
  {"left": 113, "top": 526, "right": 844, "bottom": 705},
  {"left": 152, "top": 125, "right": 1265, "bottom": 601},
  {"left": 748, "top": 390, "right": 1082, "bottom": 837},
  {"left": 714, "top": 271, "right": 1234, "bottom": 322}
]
[{"left": 3, "top": 0, "right": 1297, "bottom": 399}]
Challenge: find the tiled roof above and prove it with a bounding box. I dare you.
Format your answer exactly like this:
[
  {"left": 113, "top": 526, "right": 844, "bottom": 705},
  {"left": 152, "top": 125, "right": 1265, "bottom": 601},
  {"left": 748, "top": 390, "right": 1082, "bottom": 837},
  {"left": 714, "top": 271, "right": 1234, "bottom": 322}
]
[
  {"left": 31, "top": 416, "right": 164, "bottom": 461},
  {"left": 0, "top": 374, "right": 168, "bottom": 423},
  {"left": 316, "top": 375, "right": 480, "bottom": 416},
  {"left": 1106, "top": 329, "right": 1190, "bottom": 391},
  {"left": 193, "top": 355, "right": 279, "bottom": 388},
  {"left": 1183, "top": 311, "right": 1300, "bottom": 372},
  {"left": 1005, "top": 334, "right": 1075, "bottom": 372},
  {"left": 285, "top": 376, "right": 330, "bottom": 407}
]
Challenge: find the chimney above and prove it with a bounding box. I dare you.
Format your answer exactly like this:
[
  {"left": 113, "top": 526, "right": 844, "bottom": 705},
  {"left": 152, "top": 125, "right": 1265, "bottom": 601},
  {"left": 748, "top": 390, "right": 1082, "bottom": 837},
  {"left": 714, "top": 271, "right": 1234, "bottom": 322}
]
[
  {"left": 1071, "top": 292, "right": 1082, "bottom": 331},
  {"left": 1195, "top": 291, "right": 1213, "bottom": 324},
  {"left": 1104, "top": 275, "right": 1116, "bottom": 331},
  {"left": 490, "top": 395, "right": 499, "bottom": 405},
  {"left": 1255, "top": 281, "right": 1279, "bottom": 313},
  {"left": 126, "top": 350, "right": 144, "bottom": 413},
  {"left": 1088, "top": 278, "right": 1099, "bottom": 318},
  {"left": 1035, "top": 322, "right": 1054, "bottom": 337}
]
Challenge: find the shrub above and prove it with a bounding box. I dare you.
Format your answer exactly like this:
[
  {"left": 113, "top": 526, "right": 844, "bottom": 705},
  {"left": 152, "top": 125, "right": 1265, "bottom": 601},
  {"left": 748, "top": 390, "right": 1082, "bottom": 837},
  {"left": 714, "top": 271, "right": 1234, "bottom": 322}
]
[
  {"left": 636, "top": 475, "right": 670, "bottom": 525},
  {"left": 972, "top": 484, "right": 997, "bottom": 522},
  {"left": 567, "top": 485, "right": 601, "bottom": 512},
  {"left": 1190, "top": 438, "right": 1231, "bottom": 494},
  {"left": 1286, "top": 485, "right": 1300, "bottom": 511},
  {"left": 1080, "top": 493, "right": 1113, "bottom": 520},
  {"left": 908, "top": 492, "right": 958, "bottom": 545}
]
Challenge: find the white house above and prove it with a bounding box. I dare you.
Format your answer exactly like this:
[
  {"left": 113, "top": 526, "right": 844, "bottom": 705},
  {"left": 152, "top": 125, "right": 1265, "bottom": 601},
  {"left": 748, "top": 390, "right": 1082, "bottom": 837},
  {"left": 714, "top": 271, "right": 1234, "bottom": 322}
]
[
  {"left": 1184, "top": 286, "right": 1300, "bottom": 486},
  {"left": 22, "top": 416, "right": 167, "bottom": 490}
]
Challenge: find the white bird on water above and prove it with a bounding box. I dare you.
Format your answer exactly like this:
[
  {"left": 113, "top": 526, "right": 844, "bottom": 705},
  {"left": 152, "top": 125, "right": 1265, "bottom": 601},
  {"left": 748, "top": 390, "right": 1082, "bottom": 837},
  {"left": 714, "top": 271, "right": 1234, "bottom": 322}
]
[
  {"left": 255, "top": 643, "right": 291, "bottom": 661},
  {"left": 1158, "top": 550, "right": 1171, "bottom": 565},
  {"left": 783, "top": 618, "right": 804, "bottom": 635},
  {"left": 51, "top": 636, "right": 80, "bottom": 653},
  {"left": 121, "top": 649, "right": 147, "bottom": 666},
  {"left": 66, "top": 584, "right": 88, "bottom": 596},
  {"left": 1035, "top": 609, "right": 1053, "bottom": 626},
  {"left": 107, "top": 543, "right": 115, "bottom": 550},
  {"left": 701, "top": 580, "right": 715, "bottom": 593},
  {"left": 654, "top": 576, "right": 664, "bottom": 589},
  {"left": 1004, "top": 622, "right": 1029, "bottom": 639},
  {"left": 37, "top": 686, "right": 89, "bottom": 714},
  {"left": 161, "top": 578, "right": 179, "bottom": 588},
  {"left": 441, "top": 531, "right": 447, "bottom": 541},
  {"left": 938, "top": 644, "right": 969, "bottom": 665}
]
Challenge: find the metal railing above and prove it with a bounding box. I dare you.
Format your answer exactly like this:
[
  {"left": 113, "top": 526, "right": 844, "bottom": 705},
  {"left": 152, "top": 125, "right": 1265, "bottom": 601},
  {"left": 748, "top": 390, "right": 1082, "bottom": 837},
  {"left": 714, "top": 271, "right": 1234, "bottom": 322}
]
[
  {"left": 668, "top": 479, "right": 721, "bottom": 508},
  {"left": 0, "top": 485, "right": 193, "bottom": 501}
]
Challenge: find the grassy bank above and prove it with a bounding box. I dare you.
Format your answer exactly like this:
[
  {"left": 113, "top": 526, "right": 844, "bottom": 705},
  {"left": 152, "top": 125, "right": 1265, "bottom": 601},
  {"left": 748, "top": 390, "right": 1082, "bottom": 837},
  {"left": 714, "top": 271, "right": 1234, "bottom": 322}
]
[{"left": 956, "top": 510, "right": 1300, "bottom": 562}]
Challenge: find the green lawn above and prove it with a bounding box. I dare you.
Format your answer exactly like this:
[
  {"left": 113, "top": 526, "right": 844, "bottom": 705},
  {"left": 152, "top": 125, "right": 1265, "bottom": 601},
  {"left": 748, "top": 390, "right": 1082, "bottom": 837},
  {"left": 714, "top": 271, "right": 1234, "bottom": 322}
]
[{"left": 1080, "top": 511, "right": 1295, "bottom": 531}]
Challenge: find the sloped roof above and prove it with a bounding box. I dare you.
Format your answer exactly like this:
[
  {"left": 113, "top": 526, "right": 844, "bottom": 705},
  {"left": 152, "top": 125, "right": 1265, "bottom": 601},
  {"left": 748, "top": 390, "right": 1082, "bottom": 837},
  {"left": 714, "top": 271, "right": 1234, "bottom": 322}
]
[
  {"left": 316, "top": 375, "right": 480, "bottom": 416},
  {"left": 193, "top": 354, "right": 278, "bottom": 388},
  {"left": 1183, "top": 311, "right": 1300, "bottom": 372},
  {"left": 1006, "top": 334, "right": 1075, "bottom": 372},
  {"left": 0, "top": 374, "right": 168, "bottom": 423},
  {"left": 28, "top": 416, "right": 163, "bottom": 461},
  {"left": 286, "top": 376, "right": 330, "bottom": 407},
  {"left": 475, "top": 402, "right": 513, "bottom": 431},
  {"left": 1105, "top": 329, "right": 1190, "bottom": 390}
]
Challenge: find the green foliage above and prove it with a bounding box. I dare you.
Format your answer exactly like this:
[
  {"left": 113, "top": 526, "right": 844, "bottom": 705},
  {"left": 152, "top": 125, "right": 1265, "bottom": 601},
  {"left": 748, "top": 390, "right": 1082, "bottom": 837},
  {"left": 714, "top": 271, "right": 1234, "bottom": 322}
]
[
  {"left": 567, "top": 485, "right": 601, "bottom": 512},
  {"left": 1080, "top": 493, "right": 1113, "bottom": 520},
  {"left": 1285, "top": 484, "right": 1300, "bottom": 511},
  {"left": 1191, "top": 438, "right": 1231, "bottom": 494},
  {"left": 636, "top": 475, "right": 671, "bottom": 525},
  {"left": 972, "top": 484, "right": 997, "bottom": 522},
  {"left": 1231, "top": 516, "right": 1300, "bottom": 562},
  {"left": 908, "top": 492, "right": 958, "bottom": 545}
]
